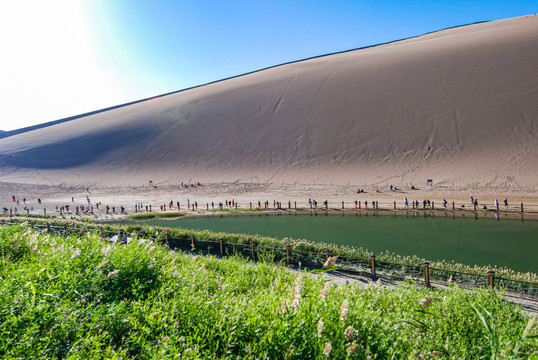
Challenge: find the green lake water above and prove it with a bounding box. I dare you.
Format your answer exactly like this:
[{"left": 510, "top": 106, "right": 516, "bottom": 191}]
[{"left": 124, "top": 213, "right": 538, "bottom": 273}]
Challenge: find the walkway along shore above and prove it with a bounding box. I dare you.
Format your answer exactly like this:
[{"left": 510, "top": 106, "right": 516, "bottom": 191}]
[{"left": 1, "top": 219, "right": 537, "bottom": 313}]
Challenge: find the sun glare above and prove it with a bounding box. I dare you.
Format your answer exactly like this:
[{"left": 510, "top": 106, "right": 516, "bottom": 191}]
[{"left": 0, "top": 0, "right": 128, "bottom": 131}]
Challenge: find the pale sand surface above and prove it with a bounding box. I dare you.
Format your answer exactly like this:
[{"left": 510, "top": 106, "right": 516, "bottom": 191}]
[
  {"left": 1, "top": 181, "right": 537, "bottom": 221},
  {"left": 0, "top": 15, "right": 536, "bottom": 195}
]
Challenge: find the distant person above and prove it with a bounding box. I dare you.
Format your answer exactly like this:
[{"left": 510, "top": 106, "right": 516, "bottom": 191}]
[
  {"left": 504, "top": 198, "right": 508, "bottom": 207},
  {"left": 404, "top": 198, "right": 408, "bottom": 208}
]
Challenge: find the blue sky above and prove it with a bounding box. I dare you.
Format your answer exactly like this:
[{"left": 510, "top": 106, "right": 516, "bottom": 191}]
[{"left": 0, "top": 0, "right": 536, "bottom": 131}]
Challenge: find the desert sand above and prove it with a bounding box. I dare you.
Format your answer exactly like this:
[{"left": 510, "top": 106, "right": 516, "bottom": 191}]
[{"left": 0, "top": 15, "right": 537, "bottom": 214}]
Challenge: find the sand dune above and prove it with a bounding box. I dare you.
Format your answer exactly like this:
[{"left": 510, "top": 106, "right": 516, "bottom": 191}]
[{"left": 0, "top": 15, "right": 537, "bottom": 195}]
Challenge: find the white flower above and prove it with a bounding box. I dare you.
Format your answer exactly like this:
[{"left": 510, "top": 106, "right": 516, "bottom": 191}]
[
  {"left": 323, "top": 341, "right": 332, "bottom": 356},
  {"left": 107, "top": 270, "right": 120, "bottom": 279},
  {"left": 340, "top": 299, "right": 349, "bottom": 321},
  {"left": 317, "top": 319, "right": 324, "bottom": 338}
]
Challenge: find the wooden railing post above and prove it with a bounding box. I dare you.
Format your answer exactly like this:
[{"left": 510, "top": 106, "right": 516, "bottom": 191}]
[
  {"left": 487, "top": 270, "right": 495, "bottom": 289},
  {"left": 219, "top": 238, "right": 224, "bottom": 255},
  {"left": 424, "top": 261, "right": 430, "bottom": 287},
  {"left": 452, "top": 201, "right": 455, "bottom": 210},
  {"left": 342, "top": 201, "right": 344, "bottom": 209},
  {"left": 285, "top": 245, "right": 290, "bottom": 264},
  {"left": 190, "top": 235, "right": 195, "bottom": 249},
  {"left": 250, "top": 242, "right": 256, "bottom": 260},
  {"left": 46, "top": 223, "right": 50, "bottom": 232},
  {"left": 521, "top": 203, "right": 524, "bottom": 212},
  {"left": 370, "top": 255, "right": 376, "bottom": 277},
  {"left": 394, "top": 201, "right": 396, "bottom": 209}
]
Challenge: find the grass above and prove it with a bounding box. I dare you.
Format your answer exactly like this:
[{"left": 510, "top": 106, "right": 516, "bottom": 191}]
[
  {"left": 128, "top": 212, "right": 186, "bottom": 220},
  {"left": 0, "top": 223, "right": 536, "bottom": 359},
  {"left": 208, "top": 207, "right": 266, "bottom": 212},
  {"left": 2, "top": 215, "right": 537, "bottom": 285}
]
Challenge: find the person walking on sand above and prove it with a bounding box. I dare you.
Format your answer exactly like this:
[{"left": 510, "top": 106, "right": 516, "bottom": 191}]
[
  {"left": 504, "top": 198, "right": 508, "bottom": 207},
  {"left": 404, "top": 198, "right": 408, "bottom": 208}
]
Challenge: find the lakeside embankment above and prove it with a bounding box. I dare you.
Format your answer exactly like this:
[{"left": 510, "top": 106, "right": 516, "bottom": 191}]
[{"left": 0, "top": 223, "right": 537, "bottom": 358}]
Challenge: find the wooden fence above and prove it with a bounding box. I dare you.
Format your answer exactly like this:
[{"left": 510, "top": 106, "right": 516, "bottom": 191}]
[
  {"left": 3, "top": 221, "right": 536, "bottom": 299},
  {"left": 2, "top": 198, "right": 537, "bottom": 218}
]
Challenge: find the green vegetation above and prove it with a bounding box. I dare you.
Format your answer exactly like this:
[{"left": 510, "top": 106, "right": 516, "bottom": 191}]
[
  {"left": 0, "top": 224, "right": 536, "bottom": 358},
  {"left": 2, "top": 215, "right": 537, "bottom": 284},
  {"left": 207, "top": 207, "right": 265, "bottom": 212},
  {"left": 128, "top": 211, "right": 186, "bottom": 220}
]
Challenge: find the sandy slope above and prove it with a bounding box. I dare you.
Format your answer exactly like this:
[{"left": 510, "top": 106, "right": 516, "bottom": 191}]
[{"left": 0, "top": 15, "right": 536, "bottom": 198}]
